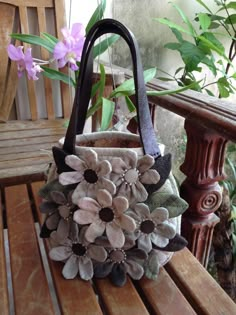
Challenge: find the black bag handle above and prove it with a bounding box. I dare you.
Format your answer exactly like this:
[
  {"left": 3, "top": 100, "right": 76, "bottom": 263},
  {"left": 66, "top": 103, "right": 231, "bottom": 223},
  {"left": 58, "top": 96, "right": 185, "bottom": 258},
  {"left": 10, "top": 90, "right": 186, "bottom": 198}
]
[{"left": 63, "top": 18, "right": 161, "bottom": 158}]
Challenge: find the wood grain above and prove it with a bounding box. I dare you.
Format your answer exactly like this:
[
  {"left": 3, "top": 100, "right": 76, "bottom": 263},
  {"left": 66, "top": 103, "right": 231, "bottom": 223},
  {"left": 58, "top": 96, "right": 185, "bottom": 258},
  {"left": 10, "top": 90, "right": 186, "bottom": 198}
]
[
  {"left": 5, "top": 184, "right": 54, "bottom": 315},
  {"left": 31, "top": 181, "right": 103, "bottom": 315},
  {"left": 166, "top": 248, "right": 236, "bottom": 315},
  {"left": 0, "top": 192, "right": 9, "bottom": 315}
]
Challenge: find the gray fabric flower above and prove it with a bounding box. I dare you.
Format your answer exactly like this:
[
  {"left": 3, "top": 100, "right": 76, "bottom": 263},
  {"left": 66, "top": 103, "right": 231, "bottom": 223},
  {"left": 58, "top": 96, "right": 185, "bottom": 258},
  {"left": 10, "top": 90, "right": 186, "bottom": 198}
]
[
  {"left": 110, "top": 150, "right": 160, "bottom": 204},
  {"left": 49, "top": 224, "right": 107, "bottom": 280},
  {"left": 40, "top": 190, "right": 75, "bottom": 242},
  {"left": 73, "top": 189, "right": 136, "bottom": 248},
  {"left": 128, "top": 203, "right": 176, "bottom": 253},
  {"left": 59, "top": 149, "right": 116, "bottom": 203},
  {"left": 94, "top": 236, "right": 147, "bottom": 287}
]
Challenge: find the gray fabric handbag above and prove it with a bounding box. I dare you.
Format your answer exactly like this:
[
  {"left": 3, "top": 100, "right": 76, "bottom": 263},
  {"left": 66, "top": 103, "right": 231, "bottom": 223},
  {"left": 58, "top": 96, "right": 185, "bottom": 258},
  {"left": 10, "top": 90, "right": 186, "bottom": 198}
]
[{"left": 39, "top": 18, "right": 188, "bottom": 287}]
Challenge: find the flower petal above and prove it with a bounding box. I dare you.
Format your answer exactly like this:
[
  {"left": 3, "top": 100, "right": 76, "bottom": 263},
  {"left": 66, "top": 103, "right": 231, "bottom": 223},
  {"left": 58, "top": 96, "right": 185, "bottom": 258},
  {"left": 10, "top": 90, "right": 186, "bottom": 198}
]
[
  {"left": 151, "top": 233, "right": 169, "bottom": 248},
  {"left": 137, "top": 154, "right": 155, "bottom": 173},
  {"left": 85, "top": 222, "right": 105, "bottom": 243},
  {"left": 65, "top": 154, "right": 86, "bottom": 171},
  {"left": 97, "top": 189, "right": 112, "bottom": 207},
  {"left": 59, "top": 171, "right": 83, "bottom": 185},
  {"left": 113, "top": 196, "right": 129, "bottom": 214},
  {"left": 56, "top": 219, "right": 70, "bottom": 242},
  {"left": 83, "top": 149, "right": 98, "bottom": 169},
  {"left": 46, "top": 212, "right": 60, "bottom": 230},
  {"left": 94, "top": 261, "right": 114, "bottom": 278},
  {"left": 79, "top": 256, "right": 93, "bottom": 280},
  {"left": 110, "top": 263, "right": 127, "bottom": 287},
  {"left": 151, "top": 207, "right": 169, "bottom": 224},
  {"left": 156, "top": 222, "right": 176, "bottom": 239},
  {"left": 39, "top": 201, "right": 58, "bottom": 214},
  {"left": 78, "top": 197, "right": 100, "bottom": 212},
  {"left": 98, "top": 178, "right": 116, "bottom": 196},
  {"left": 73, "top": 209, "right": 97, "bottom": 225},
  {"left": 96, "top": 160, "right": 112, "bottom": 177},
  {"left": 131, "top": 181, "right": 148, "bottom": 202},
  {"left": 137, "top": 234, "right": 152, "bottom": 253},
  {"left": 62, "top": 255, "right": 79, "bottom": 279},
  {"left": 110, "top": 157, "right": 127, "bottom": 174},
  {"left": 87, "top": 245, "right": 107, "bottom": 262},
  {"left": 125, "top": 260, "right": 144, "bottom": 280},
  {"left": 140, "top": 169, "right": 160, "bottom": 184},
  {"left": 118, "top": 214, "right": 136, "bottom": 232},
  {"left": 134, "top": 203, "right": 150, "bottom": 219},
  {"left": 49, "top": 246, "right": 72, "bottom": 261},
  {"left": 106, "top": 223, "right": 125, "bottom": 248},
  {"left": 50, "top": 191, "right": 67, "bottom": 205}
]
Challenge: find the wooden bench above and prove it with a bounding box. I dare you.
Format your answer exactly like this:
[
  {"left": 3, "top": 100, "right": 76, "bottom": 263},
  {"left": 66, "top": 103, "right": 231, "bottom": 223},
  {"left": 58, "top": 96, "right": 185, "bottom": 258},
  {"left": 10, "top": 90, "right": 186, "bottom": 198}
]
[{"left": 1, "top": 181, "right": 236, "bottom": 315}]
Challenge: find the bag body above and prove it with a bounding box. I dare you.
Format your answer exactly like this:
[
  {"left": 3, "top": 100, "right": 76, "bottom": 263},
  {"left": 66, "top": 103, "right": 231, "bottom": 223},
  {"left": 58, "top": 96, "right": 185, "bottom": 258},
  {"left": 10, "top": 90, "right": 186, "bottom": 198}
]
[{"left": 39, "top": 19, "right": 188, "bottom": 287}]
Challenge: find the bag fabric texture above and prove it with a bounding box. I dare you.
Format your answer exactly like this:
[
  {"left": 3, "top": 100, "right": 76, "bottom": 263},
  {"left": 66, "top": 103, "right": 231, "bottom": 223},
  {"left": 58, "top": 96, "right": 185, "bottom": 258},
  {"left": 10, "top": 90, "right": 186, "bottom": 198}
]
[{"left": 39, "top": 19, "right": 188, "bottom": 287}]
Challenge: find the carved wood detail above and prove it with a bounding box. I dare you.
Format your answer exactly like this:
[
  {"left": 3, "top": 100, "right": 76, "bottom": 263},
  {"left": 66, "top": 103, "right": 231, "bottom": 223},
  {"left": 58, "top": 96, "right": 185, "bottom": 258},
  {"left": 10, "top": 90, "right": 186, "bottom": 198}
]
[{"left": 180, "top": 118, "right": 228, "bottom": 267}]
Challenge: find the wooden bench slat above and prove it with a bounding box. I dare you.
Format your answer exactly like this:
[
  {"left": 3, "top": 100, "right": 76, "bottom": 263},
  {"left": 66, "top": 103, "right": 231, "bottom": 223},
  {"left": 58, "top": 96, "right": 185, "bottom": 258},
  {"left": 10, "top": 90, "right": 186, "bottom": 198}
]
[
  {"left": 139, "top": 269, "right": 197, "bottom": 315},
  {"left": 0, "top": 127, "right": 66, "bottom": 141},
  {"left": 31, "top": 181, "right": 103, "bottom": 315},
  {"left": 95, "top": 278, "right": 149, "bottom": 315},
  {"left": 5, "top": 184, "right": 54, "bottom": 315},
  {"left": 166, "top": 248, "right": 236, "bottom": 315},
  {"left": 0, "top": 193, "right": 9, "bottom": 315},
  {"left": 0, "top": 119, "right": 68, "bottom": 131},
  {"left": 0, "top": 165, "right": 47, "bottom": 185}
]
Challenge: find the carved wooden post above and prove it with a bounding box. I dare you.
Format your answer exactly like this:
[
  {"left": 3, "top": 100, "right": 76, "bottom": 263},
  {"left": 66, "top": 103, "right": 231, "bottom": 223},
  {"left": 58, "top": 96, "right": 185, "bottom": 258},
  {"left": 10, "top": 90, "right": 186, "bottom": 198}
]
[{"left": 180, "top": 118, "right": 228, "bottom": 267}]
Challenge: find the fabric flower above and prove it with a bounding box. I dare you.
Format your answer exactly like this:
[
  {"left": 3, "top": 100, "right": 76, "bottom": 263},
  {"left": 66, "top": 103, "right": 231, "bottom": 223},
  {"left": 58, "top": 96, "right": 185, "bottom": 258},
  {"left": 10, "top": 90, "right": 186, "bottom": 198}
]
[
  {"left": 73, "top": 189, "right": 136, "bottom": 248},
  {"left": 59, "top": 149, "right": 116, "bottom": 202},
  {"left": 53, "top": 23, "right": 85, "bottom": 70},
  {"left": 49, "top": 224, "right": 107, "bottom": 280},
  {"left": 129, "top": 203, "right": 176, "bottom": 253},
  {"left": 7, "top": 44, "right": 42, "bottom": 80},
  {"left": 40, "top": 190, "right": 75, "bottom": 242},
  {"left": 110, "top": 150, "right": 160, "bottom": 204},
  {"left": 94, "top": 236, "right": 147, "bottom": 287}
]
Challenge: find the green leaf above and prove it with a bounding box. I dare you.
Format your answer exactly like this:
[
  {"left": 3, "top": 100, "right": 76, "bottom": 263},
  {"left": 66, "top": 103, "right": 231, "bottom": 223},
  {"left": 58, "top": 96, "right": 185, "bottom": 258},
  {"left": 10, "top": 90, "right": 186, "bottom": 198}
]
[
  {"left": 171, "top": 2, "right": 197, "bottom": 36},
  {"left": 100, "top": 98, "right": 115, "bottom": 131},
  {"left": 93, "top": 34, "right": 119, "bottom": 59},
  {"left": 10, "top": 34, "right": 54, "bottom": 53},
  {"left": 146, "top": 80, "right": 202, "bottom": 96},
  {"left": 154, "top": 18, "right": 192, "bottom": 36},
  {"left": 86, "top": 0, "right": 106, "bottom": 34},
  {"left": 111, "top": 68, "right": 157, "bottom": 97},
  {"left": 225, "top": 14, "right": 236, "bottom": 24},
  {"left": 98, "top": 63, "right": 106, "bottom": 98},
  {"left": 41, "top": 66, "right": 75, "bottom": 86},
  {"left": 178, "top": 41, "right": 207, "bottom": 72},
  {"left": 198, "top": 13, "right": 211, "bottom": 31},
  {"left": 125, "top": 96, "right": 136, "bottom": 113},
  {"left": 217, "top": 77, "right": 230, "bottom": 98},
  {"left": 41, "top": 32, "right": 59, "bottom": 45},
  {"left": 195, "top": 0, "right": 212, "bottom": 13},
  {"left": 164, "top": 42, "right": 181, "bottom": 50},
  {"left": 91, "top": 80, "right": 101, "bottom": 99},
  {"left": 147, "top": 192, "right": 189, "bottom": 218}
]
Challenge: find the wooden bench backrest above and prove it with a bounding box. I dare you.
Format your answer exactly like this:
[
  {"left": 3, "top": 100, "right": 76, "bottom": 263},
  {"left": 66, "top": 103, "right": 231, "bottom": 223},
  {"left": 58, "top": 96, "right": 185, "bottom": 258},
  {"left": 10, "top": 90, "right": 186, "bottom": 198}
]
[{"left": 0, "top": 0, "right": 70, "bottom": 121}]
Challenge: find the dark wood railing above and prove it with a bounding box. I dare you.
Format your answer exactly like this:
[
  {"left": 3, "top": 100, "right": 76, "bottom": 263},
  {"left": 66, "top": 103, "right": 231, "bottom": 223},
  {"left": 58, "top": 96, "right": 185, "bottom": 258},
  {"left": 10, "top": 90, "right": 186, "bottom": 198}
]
[{"left": 125, "top": 71, "right": 236, "bottom": 267}]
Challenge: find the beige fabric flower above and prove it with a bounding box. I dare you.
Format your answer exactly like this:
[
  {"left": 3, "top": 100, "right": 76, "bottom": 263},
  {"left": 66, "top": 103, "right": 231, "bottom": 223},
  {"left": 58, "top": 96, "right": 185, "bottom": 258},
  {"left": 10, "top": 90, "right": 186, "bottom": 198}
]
[
  {"left": 59, "top": 149, "right": 116, "bottom": 203},
  {"left": 73, "top": 189, "right": 136, "bottom": 248},
  {"left": 110, "top": 150, "right": 160, "bottom": 204}
]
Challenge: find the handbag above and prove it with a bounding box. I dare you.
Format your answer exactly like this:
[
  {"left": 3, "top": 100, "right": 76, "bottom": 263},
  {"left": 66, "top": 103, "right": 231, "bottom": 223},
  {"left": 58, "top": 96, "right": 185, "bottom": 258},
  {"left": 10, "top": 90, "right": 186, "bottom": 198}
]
[{"left": 39, "top": 18, "right": 188, "bottom": 287}]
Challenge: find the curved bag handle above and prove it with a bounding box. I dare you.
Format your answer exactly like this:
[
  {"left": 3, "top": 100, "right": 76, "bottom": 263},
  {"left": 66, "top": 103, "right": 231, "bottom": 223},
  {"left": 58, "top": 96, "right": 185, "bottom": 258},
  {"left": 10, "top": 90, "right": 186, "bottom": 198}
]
[{"left": 63, "top": 18, "right": 161, "bottom": 158}]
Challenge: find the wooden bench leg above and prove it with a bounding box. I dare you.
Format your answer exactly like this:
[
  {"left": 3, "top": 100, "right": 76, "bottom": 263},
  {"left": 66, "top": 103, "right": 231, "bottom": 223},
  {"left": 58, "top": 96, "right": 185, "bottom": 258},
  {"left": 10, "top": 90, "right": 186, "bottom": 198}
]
[{"left": 180, "top": 119, "right": 227, "bottom": 267}]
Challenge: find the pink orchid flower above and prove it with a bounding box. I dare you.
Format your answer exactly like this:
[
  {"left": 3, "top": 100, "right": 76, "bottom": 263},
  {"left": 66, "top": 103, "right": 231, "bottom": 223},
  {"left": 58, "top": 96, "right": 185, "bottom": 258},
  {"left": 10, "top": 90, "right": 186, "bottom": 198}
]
[
  {"left": 7, "top": 44, "right": 42, "bottom": 80},
  {"left": 53, "top": 23, "right": 85, "bottom": 71}
]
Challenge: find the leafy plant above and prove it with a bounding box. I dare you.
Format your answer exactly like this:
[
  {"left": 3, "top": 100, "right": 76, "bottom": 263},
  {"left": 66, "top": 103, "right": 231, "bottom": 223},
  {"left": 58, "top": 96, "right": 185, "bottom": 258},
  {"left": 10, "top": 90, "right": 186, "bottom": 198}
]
[{"left": 155, "top": 0, "right": 236, "bottom": 98}]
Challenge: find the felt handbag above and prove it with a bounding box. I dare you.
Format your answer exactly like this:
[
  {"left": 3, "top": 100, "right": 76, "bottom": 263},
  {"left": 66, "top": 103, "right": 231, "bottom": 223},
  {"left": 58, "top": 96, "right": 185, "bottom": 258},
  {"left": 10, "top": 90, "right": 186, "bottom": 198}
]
[{"left": 39, "top": 18, "right": 188, "bottom": 287}]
